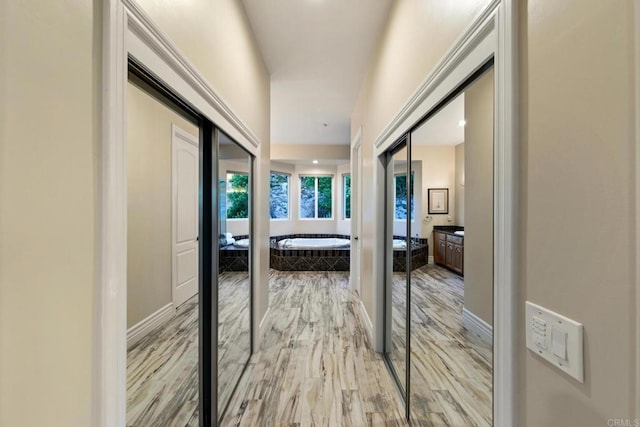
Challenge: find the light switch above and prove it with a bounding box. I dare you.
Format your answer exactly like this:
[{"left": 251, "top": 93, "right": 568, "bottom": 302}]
[
  {"left": 551, "top": 328, "right": 567, "bottom": 360},
  {"left": 525, "top": 301, "right": 584, "bottom": 383}
]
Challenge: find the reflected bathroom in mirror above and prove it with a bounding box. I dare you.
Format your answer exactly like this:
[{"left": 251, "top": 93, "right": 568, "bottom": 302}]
[
  {"left": 412, "top": 67, "right": 494, "bottom": 425},
  {"left": 217, "top": 131, "right": 253, "bottom": 419},
  {"left": 383, "top": 65, "right": 495, "bottom": 426}
]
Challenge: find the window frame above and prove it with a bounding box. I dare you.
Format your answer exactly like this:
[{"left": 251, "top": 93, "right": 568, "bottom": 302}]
[
  {"left": 269, "top": 171, "right": 291, "bottom": 221},
  {"left": 298, "top": 174, "right": 334, "bottom": 220},
  {"left": 342, "top": 173, "right": 351, "bottom": 220},
  {"left": 393, "top": 172, "right": 415, "bottom": 221}
]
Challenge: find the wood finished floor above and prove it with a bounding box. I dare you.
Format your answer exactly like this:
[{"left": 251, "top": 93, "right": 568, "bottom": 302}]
[
  {"left": 407, "top": 265, "right": 492, "bottom": 426},
  {"left": 223, "top": 270, "right": 406, "bottom": 426},
  {"left": 127, "top": 267, "right": 492, "bottom": 426}
]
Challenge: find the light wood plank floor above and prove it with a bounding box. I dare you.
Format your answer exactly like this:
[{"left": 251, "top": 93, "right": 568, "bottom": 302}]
[
  {"left": 127, "top": 267, "right": 492, "bottom": 426},
  {"left": 222, "top": 270, "right": 407, "bottom": 426},
  {"left": 127, "top": 295, "right": 199, "bottom": 427},
  {"left": 407, "top": 265, "right": 492, "bottom": 426}
]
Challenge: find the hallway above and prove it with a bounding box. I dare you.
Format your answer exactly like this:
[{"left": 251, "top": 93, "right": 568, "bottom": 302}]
[
  {"left": 223, "top": 271, "right": 406, "bottom": 426},
  {"left": 127, "top": 267, "right": 495, "bottom": 426}
]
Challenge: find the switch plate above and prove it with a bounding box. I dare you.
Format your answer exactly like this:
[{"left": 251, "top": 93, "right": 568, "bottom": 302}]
[{"left": 525, "top": 301, "right": 584, "bottom": 383}]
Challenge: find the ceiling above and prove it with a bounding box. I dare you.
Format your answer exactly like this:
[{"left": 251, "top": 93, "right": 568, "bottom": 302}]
[
  {"left": 412, "top": 94, "right": 465, "bottom": 146},
  {"left": 274, "top": 159, "right": 349, "bottom": 166},
  {"left": 241, "top": 0, "right": 393, "bottom": 145}
]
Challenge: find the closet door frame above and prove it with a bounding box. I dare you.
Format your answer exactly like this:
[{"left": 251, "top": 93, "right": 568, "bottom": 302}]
[
  {"left": 373, "top": 2, "right": 518, "bottom": 425},
  {"left": 99, "top": 2, "right": 261, "bottom": 425}
]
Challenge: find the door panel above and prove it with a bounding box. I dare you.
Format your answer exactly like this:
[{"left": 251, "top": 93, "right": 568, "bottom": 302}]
[{"left": 173, "top": 126, "right": 199, "bottom": 308}]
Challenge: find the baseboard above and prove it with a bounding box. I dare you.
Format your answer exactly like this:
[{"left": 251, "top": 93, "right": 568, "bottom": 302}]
[
  {"left": 428, "top": 255, "right": 434, "bottom": 265},
  {"left": 358, "top": 300, "right": 374, "bottom": 345},
  {"left": 462, "top": 307, "right": 493, "bottom": 345},
  {"left": 127, "top": 303, "right": 175, "bottom": 349}
]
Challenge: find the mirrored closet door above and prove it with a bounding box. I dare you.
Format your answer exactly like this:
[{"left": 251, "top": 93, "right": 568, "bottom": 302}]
[
  {"left": 216, "top": 131, "right": 253, "bottom": 420},
  {"left": 383, "top": 62, "right": 495, "bottom": 426},
  {"left": 384, "top": 141, "right": 411, "bottom": 405}
]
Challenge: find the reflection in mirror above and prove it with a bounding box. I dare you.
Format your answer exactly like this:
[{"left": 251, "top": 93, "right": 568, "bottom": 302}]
[
  {"left": 217, "top": 131, "right": 252, "bottom": 418},
  {"left": 125, "top": 77, "right": 203, "bottom": 426},
  {"left": 386, "top": 144, "right": 409, "bottom": 396},
  {"left": 409, "top": 68, "right": 494, "bottom": 425}
]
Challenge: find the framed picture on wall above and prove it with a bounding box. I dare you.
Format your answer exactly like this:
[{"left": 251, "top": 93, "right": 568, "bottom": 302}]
[{"left": 428, "top": 188, "right": 449, "bottom": 214}]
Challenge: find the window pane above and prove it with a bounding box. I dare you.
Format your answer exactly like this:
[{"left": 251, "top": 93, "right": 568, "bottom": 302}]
[
  {"left": 395, "top": 174, "right": 407, "bottom": 220},
  {"left": 344, "top": 174, "right": 351, "bottom": 219},
  {"left": 394, "top": 173, "right": 414, "bottom": 220},
  {"left": 317, "top": 176, "right": 332, "bottom": 218},
  {"left": 270, "top": 172, "right": 289, "bottom": 219},
  {"left": 226, "top": 173, "right": 249, "bottom": 219},
  {"left": 300, "top": 176, "right": 316, "bottom": 218}
]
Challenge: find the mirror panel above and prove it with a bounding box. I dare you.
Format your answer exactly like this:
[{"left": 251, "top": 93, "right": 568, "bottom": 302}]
[
  {"left": 385, "top": 144, "right": 409, "bottom": 396},
  {"left": 408, "top": 68, "right": 494, "bottom": 425},
  {"left": 217, "top": 131, "right": 252, "bottom": 418}
]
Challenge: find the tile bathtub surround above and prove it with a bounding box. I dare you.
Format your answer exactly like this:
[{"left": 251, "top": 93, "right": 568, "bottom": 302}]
[
  {"left": 269, "top": 234, "right": 351, "bottom": 271},
  {"left": 219, "top": 246, "right": 249, "bottom": 272},
  {"left": 269, "top": 234, "right": 427, "bottom": 272}
]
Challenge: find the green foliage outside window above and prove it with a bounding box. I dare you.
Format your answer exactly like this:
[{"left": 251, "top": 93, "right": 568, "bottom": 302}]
[
  {"left": 227, "top": 173, "right": 249, "bottom": 219},
  {"left": 344, "top": 174, "right": 351, "bottom": 219},
  {"left": 300, "top": 176, "right": 333, "bottom": 219}
]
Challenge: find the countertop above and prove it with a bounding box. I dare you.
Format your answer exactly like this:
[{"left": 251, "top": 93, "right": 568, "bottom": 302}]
[{"left": 433, "top": 226, "right": 464, "bottom": 237}]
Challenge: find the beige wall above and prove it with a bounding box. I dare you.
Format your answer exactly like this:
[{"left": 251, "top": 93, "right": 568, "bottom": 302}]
[
  {"left": 271, "top": 144, "right": 350, "bottom": 162},
  {"left": 411, "top": 145, "right": 457, "bottom": 256},
  {"left": 354, "top": 0, "right": 638, "bottom": 424},
  {"left": 134, "top": 0, "right": 271, "bottom": 340},
  {"left": 127, "top": 82, "right": 199, "bottom": 328},
  {"left": 1, "top": 0, "right": 269, "bottom": 424},
  {"left": 519, "top": 0, "right": 637, "bottom": 424},
  {"left": 455, "top": 143, "right": 465, "bottom": 225},
  {"left": 351, "top": 0, "right": 492, "bottom": 324},
  {"left": 462, "top": 70, "right": 494, "bottom": 326},
  {"left": 0, "top": 1, "right": 98, "bottom": 425}
]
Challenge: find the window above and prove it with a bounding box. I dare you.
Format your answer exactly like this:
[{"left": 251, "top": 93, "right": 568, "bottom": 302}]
[
  {"left": 343, "top": 174, "right": 351, "bottom": 219},
  {"left": 226, "top": 172, "right": 249, "bottom": 219},
  {"left": 394, "top": 173, "right": 414, "bottom": 220},
  {"left": 300, "top": 176, "right": 333, "bottom": 219},
  {"left": 269, "top": 172, "right": 290, "bottom": 219}
]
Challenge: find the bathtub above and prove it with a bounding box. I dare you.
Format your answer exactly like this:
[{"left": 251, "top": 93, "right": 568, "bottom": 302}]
[
  {"left": 277, "top": 237, "right": 350, "bottom": 250},
  {"left": 269, "top": 234, "right": 429, "bottom": 272},
  {"left": 393, "top": 239, "right": 407, "bottom": 249},
  {"left": 233, "top": 238, "right": 250, "bottom": 248}
]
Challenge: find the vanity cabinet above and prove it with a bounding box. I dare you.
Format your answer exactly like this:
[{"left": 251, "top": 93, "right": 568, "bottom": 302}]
[{"left": 433, "top": 231, "right": 464, "bottom": 276}]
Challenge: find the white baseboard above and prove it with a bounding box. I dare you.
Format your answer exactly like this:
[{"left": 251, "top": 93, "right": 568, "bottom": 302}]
[
  {"left": 127, "top": 303, "right": 175, "bottom": 349},
  {"left": 462, "top": 307, "right": 493, "bottom": 345},
  {"left": 428, "top": 255, "right": 434, "bottom": 265},
  {"left": 358, "top": 300, "right": 374, "bottom": 345}
]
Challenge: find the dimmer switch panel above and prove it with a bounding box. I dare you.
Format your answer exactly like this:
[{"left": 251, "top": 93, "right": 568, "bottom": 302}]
[{"left": 525, "top": 301, "right": 584, "bottom": 383}]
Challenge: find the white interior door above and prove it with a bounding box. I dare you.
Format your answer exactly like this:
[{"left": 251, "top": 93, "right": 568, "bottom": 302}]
[
  {"left": 351, "top": 132, "right": 363, "bottom": 294},
  {"left": 172, "top": 125, "right": 199, "bottom": 308}
]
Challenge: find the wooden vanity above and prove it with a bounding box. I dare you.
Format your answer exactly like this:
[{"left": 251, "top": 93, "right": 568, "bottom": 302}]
[{"left": 433, "top": 227, "right": 464, "bottom": 276}]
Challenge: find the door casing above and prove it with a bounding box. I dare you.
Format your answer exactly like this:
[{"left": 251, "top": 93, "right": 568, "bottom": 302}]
[{"left": 371, "top": 2, "right": 518, "bottom": 425}]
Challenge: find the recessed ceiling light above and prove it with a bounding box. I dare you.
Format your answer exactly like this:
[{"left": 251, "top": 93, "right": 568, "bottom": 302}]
[
  {"left": 458, "top": 120, "right": 466, "bottom": 127},
  {"left": 312, "top": 160, "right": 319, "bottom": 164}
]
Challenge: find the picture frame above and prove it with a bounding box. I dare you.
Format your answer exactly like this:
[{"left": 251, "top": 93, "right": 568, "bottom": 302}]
[{"left": 428, "top": 188, "right": 449, "bottom": 214}]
